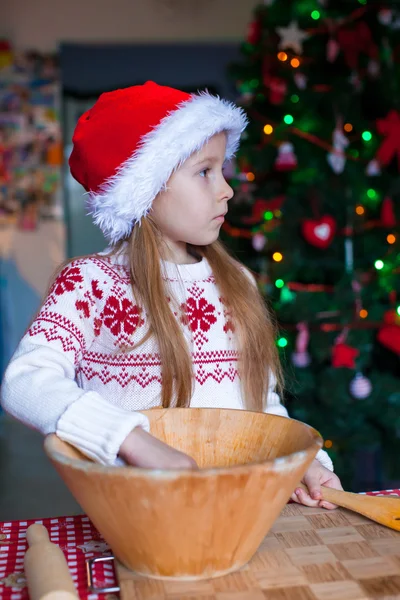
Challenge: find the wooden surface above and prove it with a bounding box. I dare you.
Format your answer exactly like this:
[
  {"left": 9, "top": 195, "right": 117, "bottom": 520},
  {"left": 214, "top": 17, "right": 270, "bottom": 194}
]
[{"left": 115, "top": 502, "right": 400, "bottom": 600}]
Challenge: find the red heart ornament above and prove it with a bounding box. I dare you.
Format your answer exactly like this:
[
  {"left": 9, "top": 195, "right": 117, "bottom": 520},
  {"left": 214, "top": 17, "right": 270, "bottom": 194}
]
[{"left": 302, "top": 216, "right": 336, "bottom": 249}]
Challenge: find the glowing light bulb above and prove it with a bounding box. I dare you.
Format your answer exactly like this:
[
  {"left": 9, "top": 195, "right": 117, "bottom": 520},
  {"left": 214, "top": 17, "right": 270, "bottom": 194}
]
[{"left": 277, "top": 337, "right": 288, "bottom": 348}]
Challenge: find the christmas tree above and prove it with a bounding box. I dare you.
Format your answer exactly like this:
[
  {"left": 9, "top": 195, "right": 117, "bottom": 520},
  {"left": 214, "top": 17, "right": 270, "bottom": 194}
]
[{"left": 224, "top": 0, "right": 400, "bottom": 490}]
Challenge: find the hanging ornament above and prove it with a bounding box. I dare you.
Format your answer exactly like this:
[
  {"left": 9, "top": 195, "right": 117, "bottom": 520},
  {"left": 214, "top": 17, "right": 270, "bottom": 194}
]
[
  {"left": 267, "top": 76, "right": 287, "bottom": 105},
  {"left": 274, "top": 142, "right": 297, "bottom": 171},
  {"left": 350, "top": 373, "right": 372, "bottom": 399},
  {"left": 381, "top": 196, "right": 396, "bottom": 227},
  {"left": 232, "top": 182, "right": 255, "bottom": 204},
  {"left": 337, "top": 21, "right": 378, "bottom": 70},
  {"left": 375, "top": 110, "right": 400, "bottom": 171},
  {"left": 349, "top": 71, "right": 362, "bottom": 92},
  {"left": 378, "top": 313, "right": 400, "bottom": 354},
  {"left": 276, "top": 21, "right": 309, "bottom": 55},
  {"left": 378, "top": 8, "right": 393, "bottom": 25},
  {"left": 327, "top": 126, "right": 349, "bottom": 174},
  {"left": 352, "top": 280, "right": 363, "bottom": 318},
  {"left": 252, "top": 233, "right": 267, "bottom": 252},
  {"left": 302, "top": 215, "right": 336, "bottom": 249},
  {"left": 243, "top": 196, "right": 285, "bottom": 225},
  {"left": 367, "top": 59, "right": 380, "bottom": 78},
  {"left": 294, "top": 72, "right": 307, "bottom": 90},
  {"left": 291, "top": 322, "right": 311, "bottom": 368},
  {"left": 327, "top": 38, "right": 340, "bottom": 63},
  {"left": 332, "top": 329, "right": 359, "bottom": 368},
  {"left": 366, "top": 159, "right": 381, "bottom": 176},
  {"left": 247, "top": 19, "right": 262, "bottom": 45}
]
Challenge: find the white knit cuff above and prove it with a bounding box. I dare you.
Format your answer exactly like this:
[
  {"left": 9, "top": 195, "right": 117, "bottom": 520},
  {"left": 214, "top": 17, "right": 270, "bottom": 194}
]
[
  {"left": 316, "top": 448, "right": 334, "bottom": 472},
  {"left": 56, "top": 392, "right": 150, "bottom": 465}
]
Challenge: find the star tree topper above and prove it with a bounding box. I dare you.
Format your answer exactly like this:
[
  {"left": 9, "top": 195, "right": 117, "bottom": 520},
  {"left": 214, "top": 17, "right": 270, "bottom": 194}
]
[{"left": 277, "top": 21, "right": 309, "bottom": 55}]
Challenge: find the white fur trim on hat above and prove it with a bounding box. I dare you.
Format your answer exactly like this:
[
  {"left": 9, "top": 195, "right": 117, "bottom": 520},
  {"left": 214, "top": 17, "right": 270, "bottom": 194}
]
[{"left": 88, "top": 92, "right": 248, "bottom": 244}]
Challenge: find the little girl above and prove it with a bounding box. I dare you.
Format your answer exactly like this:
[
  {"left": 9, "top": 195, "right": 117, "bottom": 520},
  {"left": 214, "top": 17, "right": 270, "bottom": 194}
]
[{"left": 1, "top": 81, "right": 342, "bottom": 509}]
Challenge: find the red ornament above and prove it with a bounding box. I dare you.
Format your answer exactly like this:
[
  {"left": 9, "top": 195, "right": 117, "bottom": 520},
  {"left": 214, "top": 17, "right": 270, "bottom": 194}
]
[
  {"left": 332, "top": 343, "right": 359, "bottom": 369},
  {"left": 301, "top": 216, "right": 336, "bottom": 249},
  {"left": 247, "top": 20, "right": 262, "bottom": 45},
  {"left": 377, "top": 310, "right": 400, "bottom": 355},
  {"left": 243, "top": 196, "right": 285, "bottom": 225},
  {"left": 337, "top": 21, "right": 378, "bottom": 70},
  {"left": 376, "top": 110, "right": 400, "bottom": 171},
  {"left": 265, "top": 75, "right": 287, "bottom": 105},
  {"left": 378, "top": 326, "right": 400, "bottom": 355},
  {"left": 381, "top": 196, "right": 396, "bottom": 227}
]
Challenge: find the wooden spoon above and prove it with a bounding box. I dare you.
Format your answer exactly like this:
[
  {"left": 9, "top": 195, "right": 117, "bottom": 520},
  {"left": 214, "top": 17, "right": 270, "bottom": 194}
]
[{"left": 298, "top": 483, "right": 400, "bottom": 531}]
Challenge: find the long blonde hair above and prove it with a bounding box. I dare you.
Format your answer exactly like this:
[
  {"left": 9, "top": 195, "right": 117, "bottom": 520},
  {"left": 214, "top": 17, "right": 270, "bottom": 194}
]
[
  {"left": 46, "top": 218, "right": 282, "bottom": 411},
  {"left": 114, "top": 218, "right": 282, "bottom": 411}
]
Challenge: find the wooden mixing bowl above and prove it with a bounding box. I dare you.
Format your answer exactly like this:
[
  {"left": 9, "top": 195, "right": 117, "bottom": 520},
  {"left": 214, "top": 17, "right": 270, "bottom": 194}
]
[{"left": 44, "top": 408, "right": 322, "bottom": 580}]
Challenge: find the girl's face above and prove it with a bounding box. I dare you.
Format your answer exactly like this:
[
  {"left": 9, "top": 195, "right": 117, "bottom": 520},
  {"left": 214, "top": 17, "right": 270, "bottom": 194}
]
[{"left": 150, "top": 132, "right": 234, "bottom": 263}]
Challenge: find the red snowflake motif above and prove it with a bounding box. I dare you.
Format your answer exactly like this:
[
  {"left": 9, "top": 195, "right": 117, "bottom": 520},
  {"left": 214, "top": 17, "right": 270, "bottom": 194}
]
[
  {"left": 220, "top": 297, "right": 235, "bottom": 334},
  {"left": 91, "top": 279, "right": 103, "bottom": 299},
  {"left": 181, "top": 297, "right": 217, "bottom": 333},
  {"left": 102, "top": 296, "right": 144, "bottom": 337},
  {"left": 94, "top": 318, "right": 102, "bottom": 337},
  {"left": 75, "top": 299, "right": 90, "bottom": 319},
  {"left": 52, "top": 266, "right": 83, "bottom": 296}
]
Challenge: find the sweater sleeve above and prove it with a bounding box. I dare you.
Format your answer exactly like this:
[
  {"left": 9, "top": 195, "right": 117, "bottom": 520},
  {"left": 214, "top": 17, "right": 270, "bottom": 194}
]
[{"left": 0, "top": 260, "right": 149, "bottom": 465}]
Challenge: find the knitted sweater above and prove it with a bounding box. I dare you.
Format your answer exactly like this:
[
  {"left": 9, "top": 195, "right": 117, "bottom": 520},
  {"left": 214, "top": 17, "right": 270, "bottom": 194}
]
[{"left": 1, "top": 250, "right": 332, "bottom": 470}]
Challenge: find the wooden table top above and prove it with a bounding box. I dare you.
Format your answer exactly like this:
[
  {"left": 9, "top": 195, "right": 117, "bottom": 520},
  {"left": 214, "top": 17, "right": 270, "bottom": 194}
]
[{"left": 116, "top": 500, "right": 400, "bottom": 600}]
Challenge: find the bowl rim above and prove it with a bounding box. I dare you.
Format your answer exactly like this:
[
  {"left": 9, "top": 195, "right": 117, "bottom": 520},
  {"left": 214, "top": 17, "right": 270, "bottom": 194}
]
[{"left": 44, "top": 408, "right": 323, "bottom": 480}]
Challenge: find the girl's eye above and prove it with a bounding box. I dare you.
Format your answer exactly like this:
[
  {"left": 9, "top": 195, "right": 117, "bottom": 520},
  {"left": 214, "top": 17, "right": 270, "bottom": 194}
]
[{"left": 199, "top": 168, "right": 210, "bottom": 178}]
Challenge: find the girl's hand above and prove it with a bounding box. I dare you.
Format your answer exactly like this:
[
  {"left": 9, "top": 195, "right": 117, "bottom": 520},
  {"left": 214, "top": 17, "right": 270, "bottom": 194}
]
[
  {"left": 119, "top": 427, "right": 199, "bottom": 470},
  {"left": 291, "top": 459, "right": 343, "bottom": 510}
]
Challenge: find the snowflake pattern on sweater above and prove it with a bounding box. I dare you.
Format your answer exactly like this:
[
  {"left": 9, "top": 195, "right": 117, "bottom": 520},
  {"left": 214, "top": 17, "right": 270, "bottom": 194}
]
[{"left": 2, "top": 250, "right": 333, "bottom": 469}]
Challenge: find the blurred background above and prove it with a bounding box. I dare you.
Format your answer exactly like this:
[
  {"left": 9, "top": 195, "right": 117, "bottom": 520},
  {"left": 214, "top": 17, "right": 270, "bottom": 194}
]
[{"left": 0, "top": 0, "right": 399, "bottom": 519}]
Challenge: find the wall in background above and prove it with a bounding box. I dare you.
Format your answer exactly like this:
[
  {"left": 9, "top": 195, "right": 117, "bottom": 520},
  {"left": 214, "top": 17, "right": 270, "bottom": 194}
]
[{"left": 3, "top": 0, "right": 258, "bottom": 52}]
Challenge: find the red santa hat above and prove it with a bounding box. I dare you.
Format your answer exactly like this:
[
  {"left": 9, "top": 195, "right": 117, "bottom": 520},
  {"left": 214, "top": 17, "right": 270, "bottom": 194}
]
[{"left": 69, "top": 81, "right": 248, "bottom": 244}]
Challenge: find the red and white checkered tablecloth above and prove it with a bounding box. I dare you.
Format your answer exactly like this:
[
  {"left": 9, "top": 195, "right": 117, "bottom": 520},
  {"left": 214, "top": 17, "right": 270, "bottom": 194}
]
[{"left": 1, "top": 489, "right": 399, "bottom": 600}]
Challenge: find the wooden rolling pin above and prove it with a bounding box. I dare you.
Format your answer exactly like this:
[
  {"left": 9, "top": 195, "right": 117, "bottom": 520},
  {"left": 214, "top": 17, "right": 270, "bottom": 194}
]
[
  {"left": 298, "top": 483, "right": 400, "bottom": 531},
  {"left": 24, "top": 524, "right": 78, "bottom": 600}
]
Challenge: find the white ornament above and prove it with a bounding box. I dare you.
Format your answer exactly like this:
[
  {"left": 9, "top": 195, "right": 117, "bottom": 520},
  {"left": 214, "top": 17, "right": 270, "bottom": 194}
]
[
  {"left": 378, "top": 9, "right": 392, "bottom": 25},
  {"left": 349, "top": 71, "right": 362, "bottom": 92},
  {"left": 252, "top": 233, "right": 266, "bottom": 252},
  {"left": 368, "top": 60, "right": 380, "bottom": 78},
  {"left": 275, "top": 142, "right": 297, "bottom": 171},
  {"left": 292, "top": 322, "right": 311, "bottom": 368},
  {"left": 292, "top": 351, "right": 311, "bottom": 368},
  {"left": 366, "top": 159, "right": 381, "bottom": 176},
  {"left": 294, "top": 73, "right": 307, "bottom": 90},
  {"left": 327, "top": 128, "right": 349, "bottom": 174},
  {"left": 350, "top": 373, "right": 372, "bottom": 399},
  {"left": 277, "top": 21, "right": 309, "bottom": 55},
  {"left": 327, "top": 38, "right": 340, "bottom": 63}
]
